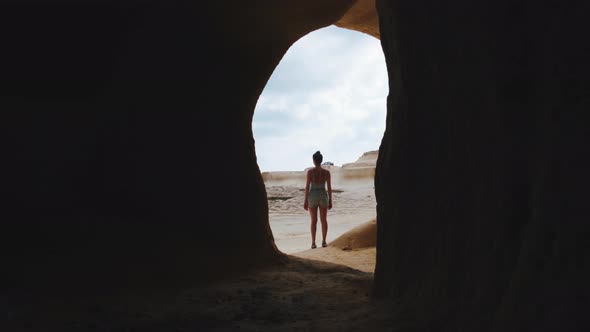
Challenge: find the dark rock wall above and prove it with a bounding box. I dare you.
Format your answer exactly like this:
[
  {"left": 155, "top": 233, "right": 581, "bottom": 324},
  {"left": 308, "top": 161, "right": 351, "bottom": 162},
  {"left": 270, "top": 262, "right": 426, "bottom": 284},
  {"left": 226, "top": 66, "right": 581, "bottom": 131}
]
[
  {"left": 375, "top": 0, "right": 589, "bottom": 330},
  {"left": 0, "top": 1, "right": 354, "bottom": 292}
]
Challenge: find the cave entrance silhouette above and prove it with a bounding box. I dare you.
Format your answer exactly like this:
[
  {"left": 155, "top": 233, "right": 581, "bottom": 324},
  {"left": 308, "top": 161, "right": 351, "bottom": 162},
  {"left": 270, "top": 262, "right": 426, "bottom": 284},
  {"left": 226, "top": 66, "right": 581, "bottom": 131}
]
[{"left": 252, "top": 26, "right": 387, "bottom": 264}]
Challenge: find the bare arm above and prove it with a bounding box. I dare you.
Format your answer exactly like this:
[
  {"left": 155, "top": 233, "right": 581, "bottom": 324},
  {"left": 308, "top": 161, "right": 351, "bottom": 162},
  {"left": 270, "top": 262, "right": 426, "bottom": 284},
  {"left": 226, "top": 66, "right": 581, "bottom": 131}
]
[
  {"left": 304, "top": 170, "right": 310, "bottom": 210},
  {"left": 327, "top": 170, "right": 332, "bottom": 209}
]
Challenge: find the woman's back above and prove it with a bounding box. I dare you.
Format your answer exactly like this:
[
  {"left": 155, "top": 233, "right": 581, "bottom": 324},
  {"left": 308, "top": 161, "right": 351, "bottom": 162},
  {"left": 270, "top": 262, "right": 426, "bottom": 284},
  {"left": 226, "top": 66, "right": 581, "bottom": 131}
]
[
  {"left": 304, "top": 152, "right": 332, "bottom": 249},
  {"left": 309, "top": 168, "right": 328, "bottom": 189}
]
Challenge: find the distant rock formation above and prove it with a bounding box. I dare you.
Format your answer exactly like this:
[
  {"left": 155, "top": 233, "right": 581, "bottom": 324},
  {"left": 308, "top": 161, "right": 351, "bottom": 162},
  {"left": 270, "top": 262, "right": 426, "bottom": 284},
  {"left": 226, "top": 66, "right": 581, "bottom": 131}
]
[
  {"left": 341, "top": 150, "right": 378, "bottom": 169},
  {"left": 263, "top": 150, "right": 378, "bottom": 186}
]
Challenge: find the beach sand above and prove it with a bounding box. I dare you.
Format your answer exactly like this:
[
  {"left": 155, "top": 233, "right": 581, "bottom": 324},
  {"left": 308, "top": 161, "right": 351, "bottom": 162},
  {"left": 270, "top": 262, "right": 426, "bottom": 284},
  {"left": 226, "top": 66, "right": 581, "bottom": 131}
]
[
  {"left": 267, "top": 184, "right": 376, "bottom": 254},
  {"left": 294, "top": 218, "right": 377, "bottom": 272},
  {"left": 265, "top": 150, "right": 379, "bottom": 255}
]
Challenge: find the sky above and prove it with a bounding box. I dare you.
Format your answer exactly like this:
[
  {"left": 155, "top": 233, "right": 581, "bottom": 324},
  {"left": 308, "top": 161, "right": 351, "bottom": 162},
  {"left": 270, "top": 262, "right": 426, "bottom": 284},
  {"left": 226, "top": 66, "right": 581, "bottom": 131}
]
[{"left": 252, "top": 26, "right": 388, "bottom": 172}]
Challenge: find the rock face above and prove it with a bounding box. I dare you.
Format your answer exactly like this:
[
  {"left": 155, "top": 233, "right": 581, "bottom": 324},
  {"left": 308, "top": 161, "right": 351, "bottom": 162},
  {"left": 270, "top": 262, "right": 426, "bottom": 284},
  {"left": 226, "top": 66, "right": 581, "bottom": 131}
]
[
  {"left": 0, "top": 0, "right": 375, "bottom": 293},
  {"left": 342, "top": 150, "right": 378, "bottom": 168},
  {"left": 374, "top": 0, "right": 589, "bottom": 331},
  {"left": 1, "top": 0, "right": 588, "bottom": 331},
  {"left": 334, "top": 0, "right": 379, "bottom": 38}
]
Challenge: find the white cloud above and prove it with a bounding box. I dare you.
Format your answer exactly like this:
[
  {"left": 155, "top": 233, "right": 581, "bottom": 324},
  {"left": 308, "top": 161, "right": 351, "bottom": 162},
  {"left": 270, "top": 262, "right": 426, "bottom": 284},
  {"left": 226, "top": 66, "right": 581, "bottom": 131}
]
[{"left": 253, "top": 26, "right": 388, "bottom": 172}]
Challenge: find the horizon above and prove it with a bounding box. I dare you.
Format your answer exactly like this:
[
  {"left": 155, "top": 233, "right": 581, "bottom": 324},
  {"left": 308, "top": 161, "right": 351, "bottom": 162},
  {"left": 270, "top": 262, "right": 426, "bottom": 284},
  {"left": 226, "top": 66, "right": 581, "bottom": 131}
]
[{"left": 258, "top": 149, "right": 379, "bottom": 173}]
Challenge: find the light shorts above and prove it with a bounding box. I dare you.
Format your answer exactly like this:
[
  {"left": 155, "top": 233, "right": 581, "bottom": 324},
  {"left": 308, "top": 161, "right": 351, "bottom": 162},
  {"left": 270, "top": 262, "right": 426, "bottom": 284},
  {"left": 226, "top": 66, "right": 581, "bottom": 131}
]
[{"left": 307, "top": 189, "right": 329, "bottom": 208}]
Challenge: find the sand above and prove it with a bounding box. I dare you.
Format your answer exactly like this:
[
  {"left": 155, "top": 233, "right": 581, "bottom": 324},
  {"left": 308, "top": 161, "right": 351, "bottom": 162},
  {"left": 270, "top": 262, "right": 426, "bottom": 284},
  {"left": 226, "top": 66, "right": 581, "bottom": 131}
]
[
  {"left": 267, "top": 184, "right": 376, "bottom": 253},
  {"left": 294, "top": 219, "right": 377, "bottom": 272},
  {"left": 3, "top": 152, "right": 387, "bottom": 331},
  {"left": 265, "top": 150, "right": 378, "bottom": 254},
  {"left": 6, "top": 219, "right": 386, "bottom": 332},
  {"left": 174, "top": 152, "right": 383, "bottom": 330},
  {"left": 141, "top": 152, "right": 384, "bottom": 330}
]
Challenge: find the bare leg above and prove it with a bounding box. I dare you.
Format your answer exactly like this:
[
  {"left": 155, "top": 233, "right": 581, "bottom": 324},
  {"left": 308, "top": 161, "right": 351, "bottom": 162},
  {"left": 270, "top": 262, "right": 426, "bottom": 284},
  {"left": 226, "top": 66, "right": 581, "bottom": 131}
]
[
  {"left": 310, "top": 206, "right": 318, "bottom": 247},
  {"left": 319, "top": 206, "right": 328, "bottom": 245}
]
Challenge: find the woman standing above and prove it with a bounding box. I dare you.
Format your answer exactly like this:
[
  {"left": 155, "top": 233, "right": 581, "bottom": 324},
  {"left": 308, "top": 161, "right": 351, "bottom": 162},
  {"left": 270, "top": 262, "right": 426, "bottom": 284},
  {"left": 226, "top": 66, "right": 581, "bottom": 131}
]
[{"left": 304, "top": 151, "right": 333, "bottom": 249}]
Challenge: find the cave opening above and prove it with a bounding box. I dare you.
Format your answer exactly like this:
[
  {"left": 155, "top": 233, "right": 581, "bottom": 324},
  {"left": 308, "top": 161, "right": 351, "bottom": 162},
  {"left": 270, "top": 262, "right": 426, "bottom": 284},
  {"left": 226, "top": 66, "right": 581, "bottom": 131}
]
[
  {"left": 252, "top": 26, "right": 387, "bottom": 269},
  {"left": 2, "top": 2, "right": 585, "bottom": 330}
]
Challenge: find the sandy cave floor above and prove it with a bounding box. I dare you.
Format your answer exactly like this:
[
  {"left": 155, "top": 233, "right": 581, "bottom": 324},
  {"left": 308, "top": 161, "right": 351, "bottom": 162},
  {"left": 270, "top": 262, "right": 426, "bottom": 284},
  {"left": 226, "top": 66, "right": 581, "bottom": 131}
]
[
  {"left": 6, "top": 175, "right": 387, "bottom": 331},
  {"left": 5, "top": 254, "right": 396, "bottom": 332},
  {"left": 163, "top": 255, "right": 394, "bottom": 332},
  {"left": 294, "top": 246, "right": 377, "bottom": 273}
]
